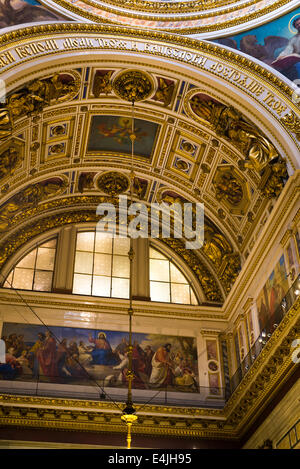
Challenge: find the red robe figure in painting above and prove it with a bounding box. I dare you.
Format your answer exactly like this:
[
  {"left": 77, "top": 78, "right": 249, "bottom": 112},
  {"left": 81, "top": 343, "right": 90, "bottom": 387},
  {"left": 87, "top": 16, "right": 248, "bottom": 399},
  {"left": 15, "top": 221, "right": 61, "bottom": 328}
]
[
  {"left": 149, "top": 343, "right": 174, "bottom": 388},
  {"left": 37, "top": 330, "right": 58, "bottom": 380},
  {"left": 132, "top": 340, "right": 147, "bottom": 389}
]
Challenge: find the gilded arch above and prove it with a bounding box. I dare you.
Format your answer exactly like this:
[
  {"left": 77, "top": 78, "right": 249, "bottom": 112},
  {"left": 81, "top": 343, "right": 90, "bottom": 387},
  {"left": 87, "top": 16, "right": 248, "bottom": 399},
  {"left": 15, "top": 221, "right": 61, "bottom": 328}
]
[{"left": 0, "top": 24, "right": 299, "bottom": 304}]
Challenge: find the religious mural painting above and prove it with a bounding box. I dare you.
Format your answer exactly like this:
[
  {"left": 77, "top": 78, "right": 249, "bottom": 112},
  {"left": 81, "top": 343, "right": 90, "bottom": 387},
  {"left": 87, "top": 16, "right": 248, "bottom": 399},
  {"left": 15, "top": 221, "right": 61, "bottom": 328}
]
[
  {"left": 0, "top": 322, "right": 199, "bottom": 393},
  {"left": 214, "top": 8, "right": 300, "bottom": 82},
  {"left": 286, "top": 242, "right": 294, "bottom": 270},
  {"left": 87, "top": 115, "right": 160, "bottom": 160},
  {"left": 0, "top": 0, "right": 66, "bottom": 29},
  {"left": 256, "top": 254, "right": 289, "bottom": 334}
]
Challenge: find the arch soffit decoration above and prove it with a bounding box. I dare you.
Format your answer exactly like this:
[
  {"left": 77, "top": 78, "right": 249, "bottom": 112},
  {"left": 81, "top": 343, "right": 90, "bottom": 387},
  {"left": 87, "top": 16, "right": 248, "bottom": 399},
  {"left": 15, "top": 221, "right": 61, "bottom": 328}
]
[
  {"left": 0, "top": 25, "right": 299, "bottom": 303},
  {"left": 35, "top": 0, "right": 300, "bottom": 37}
]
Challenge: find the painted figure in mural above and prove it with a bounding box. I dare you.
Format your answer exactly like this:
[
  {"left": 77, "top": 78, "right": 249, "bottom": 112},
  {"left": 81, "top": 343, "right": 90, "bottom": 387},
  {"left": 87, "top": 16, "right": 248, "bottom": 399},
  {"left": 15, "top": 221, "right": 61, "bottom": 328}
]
[
  {"left": 131, "top": 340, "right": 147, "bottom": 389},
  {"left": 175, "top": 367, "right": 198, "bottom": 390},
  {"left": 0, "top": 0, "right": 64, "bottom": 29},
  {"left": 92, "top": 71, "right": 113, "bottom": 97},
  {"left": 29, "top": 332, "right": 45, "bottom": 378},
  {"left": 0, "top": 346, "right": 22, "bottom": 379},
  {"left": 56, "top": 338, "right": 71, "bottom": 377},
  {"left": 35, "top": 330, "right": 58, "bottom": 380},
  {"left": 216, "top": 12, "right": 300, "bottom": 81},
  {"left": 144, "top": 345, "right": 154, "bottom": 377},
  {"left": 268, "top": 266, "right": 287, "bottom": 320},
  {"left": 153, "top": 78, "right": 175, "bottom": 106},
  {"left": 149, "top": 343, "right": 174, "bottom": 388},
  {"left": 272, "top": 17, "right": 300, "bottom": 80},
  {"left": 114, "top": 337, "right": 128, "bottom": 356},
  {"left": 258, "top": 296, "right": 268, "bottom": 331},
  {"left": 16, "top": 350, "right": 31, "bottom": 375},
  {"left": 88, "top": 332, "right": 118, "bottom": 366},
  {"left": 97, "top": 117, "right": 148, "bottom": 145},
  {"left": 78, "top": 341, "right": 92, "bottom": 366}
]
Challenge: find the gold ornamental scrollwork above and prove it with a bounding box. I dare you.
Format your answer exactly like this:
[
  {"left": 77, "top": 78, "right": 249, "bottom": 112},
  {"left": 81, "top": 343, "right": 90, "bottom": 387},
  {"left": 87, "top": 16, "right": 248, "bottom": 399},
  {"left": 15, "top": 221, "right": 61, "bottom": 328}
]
[
  {"left": 6, "top": 71, "right": 81, "bottom": 121},
  {"left": 280, "top": 112, "right": 300, "bottom": 141},
  {"left": 188, "top": 93, "right": 280, "bottom": 174}
]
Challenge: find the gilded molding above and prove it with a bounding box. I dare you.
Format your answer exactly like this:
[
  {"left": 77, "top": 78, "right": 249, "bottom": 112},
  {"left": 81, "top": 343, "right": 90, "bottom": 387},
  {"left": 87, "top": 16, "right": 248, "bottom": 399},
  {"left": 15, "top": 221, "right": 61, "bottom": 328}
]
[
  {"left": 91, "top": 0, "right": 263, "bottom": 15},
  {"left": 280, "top": 229, "right": 293, "bottom": 247},
  {"left": 0, "top": 23, "right": 296, "bottom": 108},
  {"left": 36, "top": 0, "right": 293, "bottom": 35}
]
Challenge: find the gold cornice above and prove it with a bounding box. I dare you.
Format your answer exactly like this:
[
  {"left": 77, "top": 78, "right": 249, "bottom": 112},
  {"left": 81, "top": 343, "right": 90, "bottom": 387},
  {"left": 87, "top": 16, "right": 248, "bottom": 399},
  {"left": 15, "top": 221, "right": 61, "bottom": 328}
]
[
  {"left": 292, "top": 209, "right": 300, "bottom": 226},
  {"left": 280, "top": 229, "right": 293, "bottom": 247},
  {"left": 200, "top": 330, "right": 221, "bottom": 336},
  {"left": 0, "top": 23, "right": 296, "bottom": 107},
  {"left": 0, "top": 290, "right": 225, "bottom": 320},
  {"left": 91, "top": 0, "right": 262, "bottom": 15},
  {"left": 0, "top": 393, "right": 222, "bottom": 418},
  {"left": 242, "top": 298, "right": 254, "bottom": 312}
]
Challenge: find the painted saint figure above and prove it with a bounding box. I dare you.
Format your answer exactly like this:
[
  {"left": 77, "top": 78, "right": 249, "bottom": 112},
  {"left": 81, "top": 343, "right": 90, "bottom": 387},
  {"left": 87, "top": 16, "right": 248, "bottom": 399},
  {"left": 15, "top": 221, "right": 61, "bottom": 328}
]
[
  {"left": 149, "top": 343, "right": 174, "bottom": 388},
  {"left": 88, "top": 332, "right": 118, "bottom": 366},
  {"left": 36, "top": 330, "right": 58, "bottom": 380}
]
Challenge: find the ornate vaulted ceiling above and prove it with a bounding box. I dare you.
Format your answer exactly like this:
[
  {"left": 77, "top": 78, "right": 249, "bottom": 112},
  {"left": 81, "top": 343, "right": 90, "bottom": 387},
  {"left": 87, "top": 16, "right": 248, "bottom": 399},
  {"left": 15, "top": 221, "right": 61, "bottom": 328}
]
[
  {"left": 0, "top": 24, "right": 298, "bottom": 304},
  {"left": 37, "top": 0, "right": 299, "bottom": 36}
]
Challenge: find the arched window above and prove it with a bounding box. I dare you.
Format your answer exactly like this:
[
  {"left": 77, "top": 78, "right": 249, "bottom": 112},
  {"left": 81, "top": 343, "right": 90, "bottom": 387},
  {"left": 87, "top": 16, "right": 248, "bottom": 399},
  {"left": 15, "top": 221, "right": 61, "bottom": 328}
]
[
  {"left": 72, "top": 231, "right": 130, "bottom": 299},
  {"left": 2, "top": 229, "right": 199, "bottom": 305},
  {"left": 149, "top": 246, "right": 198, "bottom": 305},
  {"left": 3, "top": 239, "right": 57, "bottom": 292}
]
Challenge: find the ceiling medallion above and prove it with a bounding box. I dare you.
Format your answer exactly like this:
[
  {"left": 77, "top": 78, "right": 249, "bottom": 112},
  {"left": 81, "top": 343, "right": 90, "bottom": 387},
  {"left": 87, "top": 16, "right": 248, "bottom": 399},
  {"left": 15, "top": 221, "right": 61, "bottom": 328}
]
[
  {"left": 112, "top": 70, "right": 154, "bottom": 103},
  {"left": 97, "top": 171, "right": 129, "bottom": 196}
]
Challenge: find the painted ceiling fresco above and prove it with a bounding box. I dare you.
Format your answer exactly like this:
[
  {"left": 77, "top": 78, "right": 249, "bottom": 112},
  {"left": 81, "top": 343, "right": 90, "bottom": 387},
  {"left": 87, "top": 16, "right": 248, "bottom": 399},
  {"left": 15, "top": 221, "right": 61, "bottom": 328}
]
[
  {"left": 0, "top": 0, "right": 66, "bottom": 28},
  {"left": 87, "top": 116, "right": 160, "bottom": 159},
  {"left": 214, "top": 8, "right": 300, "bottom": 82}
]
